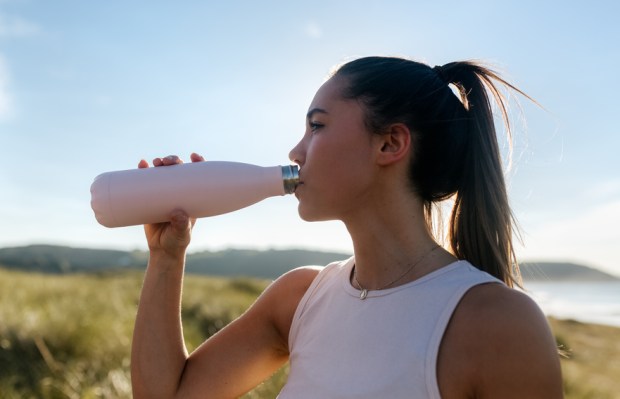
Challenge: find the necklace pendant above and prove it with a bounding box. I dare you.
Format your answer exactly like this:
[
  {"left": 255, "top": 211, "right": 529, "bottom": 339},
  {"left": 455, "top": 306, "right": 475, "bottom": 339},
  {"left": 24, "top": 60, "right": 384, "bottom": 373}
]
[{"left": 359, "top": 288, "right": 368, "bottom": 300}]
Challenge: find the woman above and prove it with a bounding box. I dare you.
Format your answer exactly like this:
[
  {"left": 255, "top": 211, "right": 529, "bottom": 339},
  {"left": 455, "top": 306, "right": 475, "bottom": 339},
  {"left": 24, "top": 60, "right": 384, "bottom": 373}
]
[{"left": 131, "top": 56, "right": 563, "bottom": 398}]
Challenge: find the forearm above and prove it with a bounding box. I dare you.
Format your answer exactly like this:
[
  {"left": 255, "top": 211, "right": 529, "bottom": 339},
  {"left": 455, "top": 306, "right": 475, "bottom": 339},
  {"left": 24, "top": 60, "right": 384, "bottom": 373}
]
[{"left": 131, "top": 252, "right": 188, "bottom": 398}]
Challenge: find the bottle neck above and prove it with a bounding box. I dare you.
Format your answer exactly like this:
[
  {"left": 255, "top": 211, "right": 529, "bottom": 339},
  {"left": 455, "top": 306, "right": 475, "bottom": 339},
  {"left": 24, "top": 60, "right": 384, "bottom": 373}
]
[{"left": 281, "top": 165, "right": 300, "bottom": 194}]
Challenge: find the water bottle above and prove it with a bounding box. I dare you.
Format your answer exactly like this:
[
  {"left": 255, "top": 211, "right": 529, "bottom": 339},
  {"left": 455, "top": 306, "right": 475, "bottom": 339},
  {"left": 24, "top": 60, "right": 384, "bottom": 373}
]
[{"left": 90, "top": 161, "right": 299, "bottom": 228}]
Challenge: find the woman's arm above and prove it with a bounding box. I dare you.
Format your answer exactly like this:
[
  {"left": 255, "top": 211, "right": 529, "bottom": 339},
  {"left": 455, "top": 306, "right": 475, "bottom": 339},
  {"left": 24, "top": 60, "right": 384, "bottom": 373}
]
[
  {"left": 132, "top": 248, "right": 318, "bottom": 399},
  {"left": 131, "top": 229, "right": 191, "bottom": 398},
  {"left": 174, "top": 265, "right": 320, "bottom": 398},
  {"left": 130, "top": 154, "right": 319, "bottom": 399},
  {"left": 130, "top": 154, "right": 201, "bottom": 397},
  {"left": 132, "top": 247, "right": 318, "bottom": 399}
]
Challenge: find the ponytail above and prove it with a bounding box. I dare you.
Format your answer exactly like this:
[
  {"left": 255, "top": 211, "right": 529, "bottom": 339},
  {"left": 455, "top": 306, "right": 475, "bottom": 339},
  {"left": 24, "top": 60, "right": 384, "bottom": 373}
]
[
  {"left": 334, "top": 56, "right": 533, "bottom": 287},
  {"left": 437, "top": 62, "right": 528, "bottom": 287}
]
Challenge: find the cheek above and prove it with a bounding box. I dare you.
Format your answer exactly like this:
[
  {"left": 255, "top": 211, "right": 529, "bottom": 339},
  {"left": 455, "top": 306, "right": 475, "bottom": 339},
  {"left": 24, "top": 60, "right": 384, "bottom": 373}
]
[
  {"left": 305, "top": 133, "right": 374, "bottom": 193},
  {"left": 307, "top": 133, "right": 357, "bottom": 168},
  {"left": 298, "top": 158, "right": 371, "bottom": 218}
]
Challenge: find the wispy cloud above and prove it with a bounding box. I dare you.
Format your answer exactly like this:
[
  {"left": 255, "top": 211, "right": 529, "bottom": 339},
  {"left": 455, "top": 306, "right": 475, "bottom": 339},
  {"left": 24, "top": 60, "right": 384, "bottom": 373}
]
[
  {"left": 304, "top": 21, "right": 323, "bottom": 39},
  {"left": 586, "top": 179, "right": 620, "bottom": 202},
  {"left": 0, "top": 55, "right": 12, "bottom": 120},
  {"left": 0, "top": 12, "right": 39, "bottom": 37},
  {"left": 0, "top": 11, "right": 39, "bottom": 121},
  {"left": 518, "top": 199, "right": 620, "bottom": 276}
]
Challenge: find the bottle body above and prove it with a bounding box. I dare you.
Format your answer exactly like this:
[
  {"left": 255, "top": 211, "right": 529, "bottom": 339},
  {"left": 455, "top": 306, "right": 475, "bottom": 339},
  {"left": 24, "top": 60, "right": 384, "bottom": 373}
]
[{"left": 90, "top": 161, "right": 299, "bottom": 228}]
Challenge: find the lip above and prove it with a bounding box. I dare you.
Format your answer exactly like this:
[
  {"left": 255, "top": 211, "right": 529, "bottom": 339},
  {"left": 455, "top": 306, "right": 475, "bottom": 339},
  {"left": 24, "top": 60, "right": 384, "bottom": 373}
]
[
  {"left": 295, "top": 169, "right": 304, "bottom": 190},
  {"left": 293, "top": 182, "right": 304, "bottom": 198}
]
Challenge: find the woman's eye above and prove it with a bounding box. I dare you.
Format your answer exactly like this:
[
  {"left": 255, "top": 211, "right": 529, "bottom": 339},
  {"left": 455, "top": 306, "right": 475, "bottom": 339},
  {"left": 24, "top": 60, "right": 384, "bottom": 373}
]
[{"left": 309, "top": 121, "right": 324, "bottom": 132}]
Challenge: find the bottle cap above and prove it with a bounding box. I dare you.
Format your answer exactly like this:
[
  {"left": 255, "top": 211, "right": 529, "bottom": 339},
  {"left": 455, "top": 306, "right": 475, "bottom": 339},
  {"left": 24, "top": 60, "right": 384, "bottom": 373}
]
[{"left": 281, "top": 165, "right": 300, "bottom": 194}]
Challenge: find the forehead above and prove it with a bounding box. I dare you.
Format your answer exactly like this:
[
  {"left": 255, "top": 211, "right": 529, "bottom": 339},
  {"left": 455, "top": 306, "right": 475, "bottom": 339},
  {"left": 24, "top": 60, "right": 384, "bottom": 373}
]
[
  {"left": 307, "top": 76, "right": 370, "bottom": 134},
  {"left": 308, "top": 76, "right": 348, "bottom": 112}
]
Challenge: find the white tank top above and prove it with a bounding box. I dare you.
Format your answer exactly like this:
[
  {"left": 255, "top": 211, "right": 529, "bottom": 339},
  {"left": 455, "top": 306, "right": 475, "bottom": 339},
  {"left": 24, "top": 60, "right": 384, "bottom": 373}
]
[{"left": 277, "top": 257, "right": 501, "bottom": 399}]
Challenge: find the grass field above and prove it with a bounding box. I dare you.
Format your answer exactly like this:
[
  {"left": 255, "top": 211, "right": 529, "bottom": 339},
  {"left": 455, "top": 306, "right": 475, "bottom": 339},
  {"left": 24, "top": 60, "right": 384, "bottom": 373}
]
[{"left": 0, "top": 267, "right": 618, "bottom": 398}]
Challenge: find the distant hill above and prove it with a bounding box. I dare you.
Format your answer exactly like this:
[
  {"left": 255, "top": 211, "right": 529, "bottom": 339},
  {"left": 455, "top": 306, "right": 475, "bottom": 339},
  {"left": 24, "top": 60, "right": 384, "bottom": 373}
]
[
  {"left": 520, "top": 262, "right": 619, "bottom": 282},
  {"left": 0, "top": 245, "right": 148, "bottom": 273},
  {"left": 1, "top": 245, "right": 617, "bottom": 282},
  {"left": 0, "top": 244, "right": 350, "bottom": 278},
  {"left": 185, "top": 248, "right": 350, "bottom": 279}
]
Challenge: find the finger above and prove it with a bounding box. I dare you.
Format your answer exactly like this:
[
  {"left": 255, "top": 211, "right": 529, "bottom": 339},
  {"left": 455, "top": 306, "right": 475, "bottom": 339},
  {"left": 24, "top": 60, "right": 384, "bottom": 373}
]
[
  {"left": 152, "top": 158, "right": 164, "bottom": 167},
  {"left": 138, "top": 159, "right": 150, "bottom": 169},
  {"left": 190, "top": 153, "right": 205, "bottom": 163},
  {"left": 162, "top": 155, "right": 183, "bottom": 166},
  {"left": 169, "top": 209, "right": 191, "bottom": 232}
]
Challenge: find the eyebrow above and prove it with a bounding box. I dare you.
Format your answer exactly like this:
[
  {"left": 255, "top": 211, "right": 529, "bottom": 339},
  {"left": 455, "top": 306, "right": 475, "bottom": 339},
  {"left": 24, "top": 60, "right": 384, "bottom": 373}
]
[{"left": 306, "top": 108, "right": 328, "bottom": 120}]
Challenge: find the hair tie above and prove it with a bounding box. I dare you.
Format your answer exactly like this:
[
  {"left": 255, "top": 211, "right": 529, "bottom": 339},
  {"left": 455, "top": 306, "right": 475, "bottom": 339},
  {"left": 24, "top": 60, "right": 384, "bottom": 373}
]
[{"left": 433, "top": 65, "right": 449, "bottom": 84}]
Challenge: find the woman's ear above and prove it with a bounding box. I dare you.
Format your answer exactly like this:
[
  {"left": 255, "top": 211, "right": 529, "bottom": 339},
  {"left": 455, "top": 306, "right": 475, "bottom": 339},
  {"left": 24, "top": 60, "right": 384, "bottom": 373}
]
[{"left": 375, "top": 123, "right": 411, "bottom": 166}]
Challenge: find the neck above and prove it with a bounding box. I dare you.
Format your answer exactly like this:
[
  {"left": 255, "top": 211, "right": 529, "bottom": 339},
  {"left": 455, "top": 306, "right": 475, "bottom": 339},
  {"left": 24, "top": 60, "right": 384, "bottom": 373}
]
[
  {"left": 339, "top": 164, "right": 457, "bottom": 289},
  {"left": 344, "top": 199, "right": 450, "bottom": 289}
]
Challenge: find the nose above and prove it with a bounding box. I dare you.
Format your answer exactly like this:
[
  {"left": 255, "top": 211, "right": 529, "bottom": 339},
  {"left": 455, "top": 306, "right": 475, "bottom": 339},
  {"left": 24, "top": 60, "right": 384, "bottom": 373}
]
[{"left": 289, "top": 137, "right": 305, "bottom": 166}]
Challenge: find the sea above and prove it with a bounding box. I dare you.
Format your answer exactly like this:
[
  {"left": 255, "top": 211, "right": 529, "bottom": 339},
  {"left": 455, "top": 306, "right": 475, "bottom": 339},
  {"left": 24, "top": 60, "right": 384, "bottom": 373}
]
[{"left": 521, "top": 281, "right": 620, "bottom": 328}]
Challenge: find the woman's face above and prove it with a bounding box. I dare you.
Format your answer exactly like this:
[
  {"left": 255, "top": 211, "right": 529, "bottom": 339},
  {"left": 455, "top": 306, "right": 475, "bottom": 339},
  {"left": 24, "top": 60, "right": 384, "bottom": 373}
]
[{"left": 289, "top": 76, "right": 380, "bottom": 222}]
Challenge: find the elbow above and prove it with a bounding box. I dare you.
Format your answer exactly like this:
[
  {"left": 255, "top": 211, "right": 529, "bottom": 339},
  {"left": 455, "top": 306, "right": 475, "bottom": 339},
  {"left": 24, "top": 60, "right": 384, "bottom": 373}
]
[{"left": 131, "top": 369, "right": 187, "bottom": 399}]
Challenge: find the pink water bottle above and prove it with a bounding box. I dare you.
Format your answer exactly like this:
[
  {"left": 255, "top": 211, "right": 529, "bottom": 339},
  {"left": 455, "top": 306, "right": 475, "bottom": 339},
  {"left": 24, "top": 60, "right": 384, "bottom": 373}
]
[{"left": 90, "top": 161, "right": 299, "bottom": 228}]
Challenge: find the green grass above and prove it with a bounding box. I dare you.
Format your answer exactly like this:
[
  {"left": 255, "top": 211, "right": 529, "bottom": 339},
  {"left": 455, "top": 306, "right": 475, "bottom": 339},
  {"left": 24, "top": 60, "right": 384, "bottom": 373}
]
[{"left": 1, "top": 267, "right": 618, "bottom": 398}]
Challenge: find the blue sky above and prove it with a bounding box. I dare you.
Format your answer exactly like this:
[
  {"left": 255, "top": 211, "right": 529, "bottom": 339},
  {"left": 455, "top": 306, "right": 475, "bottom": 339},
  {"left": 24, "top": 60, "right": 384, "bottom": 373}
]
[{"left": 1, "top": 0, "right": 619, "bottom": 276}]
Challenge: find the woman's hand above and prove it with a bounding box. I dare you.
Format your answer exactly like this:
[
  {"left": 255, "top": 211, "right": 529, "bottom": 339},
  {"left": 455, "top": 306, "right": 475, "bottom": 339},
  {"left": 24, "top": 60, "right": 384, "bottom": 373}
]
[{"left": 138, "top": 153, "right": 205, "bottom": 260}]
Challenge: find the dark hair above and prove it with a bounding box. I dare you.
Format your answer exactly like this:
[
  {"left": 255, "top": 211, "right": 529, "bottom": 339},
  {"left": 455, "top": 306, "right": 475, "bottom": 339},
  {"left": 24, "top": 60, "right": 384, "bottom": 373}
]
[{"left": 333, "top": 56, "right": 529, "bottom": 287}]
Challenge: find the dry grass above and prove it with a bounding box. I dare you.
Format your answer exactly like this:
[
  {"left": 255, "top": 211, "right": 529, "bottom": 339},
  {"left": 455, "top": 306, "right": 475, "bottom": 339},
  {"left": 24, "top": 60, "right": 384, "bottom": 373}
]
[
  {"left": 549, "top": 318, "right": 620, "bottom": 399},
  {"left": 0, "top": 268, "right": 283, "bottom": 398},
  {"left": 0, "top": 267, "right": 617, "bottom": 398}
]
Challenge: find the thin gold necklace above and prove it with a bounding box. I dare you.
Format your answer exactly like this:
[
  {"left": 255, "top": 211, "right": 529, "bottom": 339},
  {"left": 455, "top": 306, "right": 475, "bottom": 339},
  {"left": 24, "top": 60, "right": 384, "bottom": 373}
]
[{"left": 353, "top": 245, "right": 440, "bottom": 300}]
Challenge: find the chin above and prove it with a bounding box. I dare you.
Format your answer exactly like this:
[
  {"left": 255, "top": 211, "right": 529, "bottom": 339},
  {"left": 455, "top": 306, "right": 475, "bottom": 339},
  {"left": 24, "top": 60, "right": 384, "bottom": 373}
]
[
  {"left": 297, "top": 207, "right": 317, "bottom": 222},
  {"left": 297, "top": 204, "right": 335, "bottom": 223}
]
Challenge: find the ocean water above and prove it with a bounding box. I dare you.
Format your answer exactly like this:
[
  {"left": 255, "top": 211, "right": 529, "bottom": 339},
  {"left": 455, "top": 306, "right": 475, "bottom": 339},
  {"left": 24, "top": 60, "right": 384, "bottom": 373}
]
[{"left": 521, "top": 281, "right": 620, "bottom": 327}]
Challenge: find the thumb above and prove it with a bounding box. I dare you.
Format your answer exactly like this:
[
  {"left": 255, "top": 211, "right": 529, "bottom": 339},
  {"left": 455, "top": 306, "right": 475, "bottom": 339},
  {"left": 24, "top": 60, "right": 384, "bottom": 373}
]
[{"left": 169, "top": 210, "right": 191, "bottom": 235}]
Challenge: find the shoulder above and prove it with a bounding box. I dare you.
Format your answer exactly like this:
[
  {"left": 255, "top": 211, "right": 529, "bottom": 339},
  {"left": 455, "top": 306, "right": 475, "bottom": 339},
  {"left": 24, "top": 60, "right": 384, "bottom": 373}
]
[
  {"left": 438, "top": 283, "right": 563, "bottom": 398},
  {"left": 267, "top": 265, "right": 324, "bottom": 301},
  {"left": 443, "top": 283, "right": 554, "bottom": 356},
  {"left": 268, "top": 257, "right": 348, "bottom": 298},
  {"left": 255, "top": 266, "right": 323, "bottom": 348},
  {"left": 458, "top": 282, "right": 546, "bottom": 327},
  {"left": 454, "top": 284, "right": 558, "bottom": 356}
]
